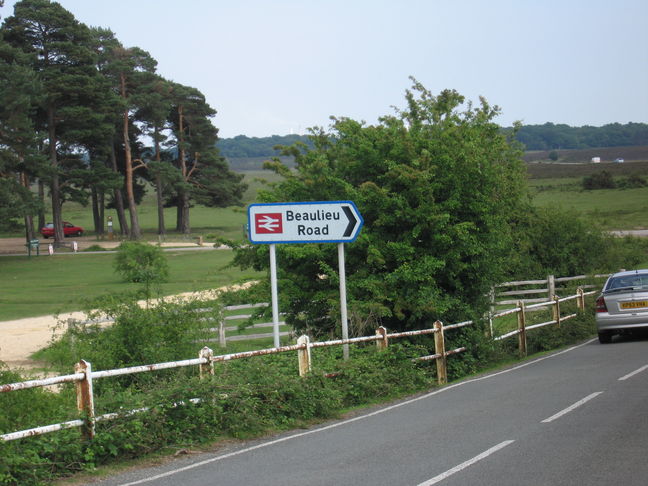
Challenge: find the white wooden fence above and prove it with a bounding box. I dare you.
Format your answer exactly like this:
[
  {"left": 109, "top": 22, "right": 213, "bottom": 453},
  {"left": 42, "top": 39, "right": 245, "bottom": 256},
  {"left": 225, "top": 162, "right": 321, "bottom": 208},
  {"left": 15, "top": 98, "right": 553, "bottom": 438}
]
[
  {"left": 491, "top": 273, "right": 611, "bottom": 307},
  {"left": 0, "top": 288, "right": 596, "bottom": 443},
  {"left": 80, "top": 303, "right": 286, "bottom": 346},
  {"left": 209, "top": 303, "right": 289, "bottom": 346}
]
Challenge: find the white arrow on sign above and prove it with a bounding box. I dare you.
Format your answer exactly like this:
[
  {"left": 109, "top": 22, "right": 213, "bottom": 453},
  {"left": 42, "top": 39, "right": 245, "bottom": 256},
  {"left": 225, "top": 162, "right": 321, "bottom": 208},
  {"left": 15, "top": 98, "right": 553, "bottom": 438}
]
[{"left": 248, "top": 201, "right": 364, "bottom": 244}]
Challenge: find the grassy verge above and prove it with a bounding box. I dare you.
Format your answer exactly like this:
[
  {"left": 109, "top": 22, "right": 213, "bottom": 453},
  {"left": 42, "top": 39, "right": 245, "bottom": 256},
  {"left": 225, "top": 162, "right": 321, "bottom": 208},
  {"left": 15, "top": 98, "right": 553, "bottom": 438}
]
[
  {"left": 1, "top": 302, "right": 597, "bottom": 486},
  {"left": 0, "top": 250, "right": 262, "bottom": 321}
]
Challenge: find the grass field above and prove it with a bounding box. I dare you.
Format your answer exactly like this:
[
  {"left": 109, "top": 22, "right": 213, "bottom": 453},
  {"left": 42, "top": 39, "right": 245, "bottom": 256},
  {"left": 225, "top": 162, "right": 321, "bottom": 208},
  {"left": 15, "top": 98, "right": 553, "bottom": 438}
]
[
  {"left": 528, "top": 160, "right": 648, "bottom": 229},
  {"left": 531, "top": 184, "right": 648, "bottom": 229},
  {"left": 1, "top": 153, "right": 646, "bottom": 322},
  {"left": 0, "top": 250, "right": 262, "bottom": 321}
]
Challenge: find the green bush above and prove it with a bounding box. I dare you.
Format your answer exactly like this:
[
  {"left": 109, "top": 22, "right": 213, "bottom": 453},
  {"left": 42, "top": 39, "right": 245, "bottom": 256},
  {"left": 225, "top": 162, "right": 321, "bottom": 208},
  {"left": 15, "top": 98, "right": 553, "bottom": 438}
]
[
  {"left": 509, "top": 205, "right": 612, "bottom": 278},
  {"left": 113, "top": 241, "right": 169, "bottom": 284},
  {"left": 37, "top": 296, "right": 220, "bottom": 374},
  {"left": 582, "top": 170, "right": 616, "bottom": 190},
  {"left": 526, "top": 310, "right": 596, "bottom": 353},
  {"left": 82, "top": 244, "right": 108, "bottom": 252},
  {"left": 618, "top": 174, "right": 647, "bottom": 189}
]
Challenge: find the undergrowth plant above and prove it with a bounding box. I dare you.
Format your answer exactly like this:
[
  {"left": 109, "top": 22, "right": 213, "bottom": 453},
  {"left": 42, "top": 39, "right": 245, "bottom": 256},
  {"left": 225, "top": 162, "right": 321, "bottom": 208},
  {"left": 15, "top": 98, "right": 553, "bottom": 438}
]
[{"left": 1, "top": 296, "right": 597, "bottom": 486}]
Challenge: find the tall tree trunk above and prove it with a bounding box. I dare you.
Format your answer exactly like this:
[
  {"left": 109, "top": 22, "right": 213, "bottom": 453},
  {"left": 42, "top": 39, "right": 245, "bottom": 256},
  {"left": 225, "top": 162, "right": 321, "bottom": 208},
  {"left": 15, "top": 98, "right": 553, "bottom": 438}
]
[
  {"left": 176, "top": 104, "right": 190, "bottom": 234},
  {"left": 109, "top": 141, "right": 129, "bottom": 236},
  {"left": 37, "top": 179, "right": 45, "bottom": 230},
  {"left": 48, "top": 105, "right": 64, "bottom": 244},
  {"left": 156, "top": 173, "right": 165, "bottom": 236},
  {"left": 179, "top": 191, "right": 190, "bottom": 234},
  {"left": 91, "top": 187, "right": 103, "bottom": 236},
  {"left": 154, "top": 126, "right": 165, "bottom": 236},
  {"left": 24, "top": 214, "right": 35, "bottom": 243},
  {"left": 21, "top": 172, "right": 35, "bottom": 242},
  {"left": 99, "top": 190, "right": 105, "bottom": 231},
  {"left": 121, "top": 73, "right": 141, "bottom": 240}
]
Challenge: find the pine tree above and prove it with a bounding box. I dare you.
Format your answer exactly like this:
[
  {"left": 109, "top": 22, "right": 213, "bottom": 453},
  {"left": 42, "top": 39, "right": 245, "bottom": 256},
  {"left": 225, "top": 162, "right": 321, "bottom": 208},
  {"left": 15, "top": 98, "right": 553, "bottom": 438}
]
[
  {"left": 2, "top": 0, "right": 105, "bottom": 243},
  {"left": 134, "top": 75, "right": 175, "bottom": 236},
  {"left": 168, "top": 83, "right": 245, "bottom": 234}
]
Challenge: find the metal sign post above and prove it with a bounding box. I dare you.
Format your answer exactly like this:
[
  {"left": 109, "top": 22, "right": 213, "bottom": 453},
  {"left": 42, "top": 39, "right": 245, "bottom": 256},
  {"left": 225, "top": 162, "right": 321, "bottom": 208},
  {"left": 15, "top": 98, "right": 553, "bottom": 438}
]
[
  {"left": 269, "top": 243, "right": 280, "bottom": 348},
  {"left": 338, "top": 243, "right": 349, "bottom": 359},
  {"left": 248, "top": 201, "right": 363, "bottom": 356}
]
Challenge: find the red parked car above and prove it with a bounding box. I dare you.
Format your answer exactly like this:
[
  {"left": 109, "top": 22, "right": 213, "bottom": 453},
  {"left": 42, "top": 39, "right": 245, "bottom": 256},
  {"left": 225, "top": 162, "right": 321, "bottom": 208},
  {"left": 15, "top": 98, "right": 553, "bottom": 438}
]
[{"left": 40, "top": 222, "right": 84, "bottom": 238}]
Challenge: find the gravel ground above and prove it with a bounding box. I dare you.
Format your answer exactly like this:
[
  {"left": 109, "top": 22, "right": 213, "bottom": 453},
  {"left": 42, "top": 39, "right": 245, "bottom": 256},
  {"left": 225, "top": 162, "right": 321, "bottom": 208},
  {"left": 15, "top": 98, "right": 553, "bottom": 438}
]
[
  {"left": 0, "top": 236, "right": 203, "bottom": 255},
  {"left": 0, "top": 287, "right": 235, "bottom": 371}
]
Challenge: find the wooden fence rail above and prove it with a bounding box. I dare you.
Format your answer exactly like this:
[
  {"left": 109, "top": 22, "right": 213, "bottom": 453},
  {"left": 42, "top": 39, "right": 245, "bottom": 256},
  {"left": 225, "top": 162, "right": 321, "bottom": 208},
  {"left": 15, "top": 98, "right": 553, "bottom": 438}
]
[
  {"left": 491, "top": 273, "right": 608, "bottom": 306},
  {"left": 1, "top": 288, "right": 597, "bottom": 443}
]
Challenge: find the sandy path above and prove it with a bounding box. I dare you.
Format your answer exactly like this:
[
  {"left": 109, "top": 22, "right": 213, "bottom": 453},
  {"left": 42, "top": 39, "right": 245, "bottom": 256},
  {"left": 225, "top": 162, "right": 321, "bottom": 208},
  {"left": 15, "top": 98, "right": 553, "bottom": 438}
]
[
  {"left": 0, "top": 236, "right": 236, "bottom": 371},
  {"left": 0, "top": 287, "right": 245, "bottom": 371},
  {"left": 0, "top": 312, "right": 84, "bottom": 368}
]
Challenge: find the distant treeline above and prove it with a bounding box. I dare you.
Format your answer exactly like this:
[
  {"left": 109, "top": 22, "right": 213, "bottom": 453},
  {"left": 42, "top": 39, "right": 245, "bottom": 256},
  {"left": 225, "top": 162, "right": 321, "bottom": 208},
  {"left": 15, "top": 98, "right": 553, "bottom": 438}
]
[
  {"left": 218, "top": 123, "right": 648, "bottom": 157},
  {"left": 506, "top": 122, "right": 648, "bottom": 150},
  {"left": 217, "top": 134, "right": 313, "bottom": 158}
]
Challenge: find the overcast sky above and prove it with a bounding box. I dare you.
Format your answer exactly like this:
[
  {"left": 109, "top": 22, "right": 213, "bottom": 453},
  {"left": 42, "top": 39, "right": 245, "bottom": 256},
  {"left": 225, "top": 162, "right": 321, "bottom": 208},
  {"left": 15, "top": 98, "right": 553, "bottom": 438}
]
[{"left": 2, "top": 0, "right": 647, "bottom": 138}]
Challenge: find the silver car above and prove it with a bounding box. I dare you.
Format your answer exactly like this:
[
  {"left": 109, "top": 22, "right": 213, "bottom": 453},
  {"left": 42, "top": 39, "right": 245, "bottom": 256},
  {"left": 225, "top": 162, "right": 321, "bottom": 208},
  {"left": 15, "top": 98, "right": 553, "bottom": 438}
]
[{"left": 596, "top": 269, "right": 648, "bottom": 343}]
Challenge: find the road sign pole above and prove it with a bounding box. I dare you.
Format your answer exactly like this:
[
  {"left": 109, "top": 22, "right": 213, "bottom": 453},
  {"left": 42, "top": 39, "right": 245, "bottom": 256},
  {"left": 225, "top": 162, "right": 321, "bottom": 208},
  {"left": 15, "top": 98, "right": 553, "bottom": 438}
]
[
  {"left": 269, "top": 244, "right": 280, "bottom": 348},
  {"left": 338, "top": 243, "right": 349, "bottom": 360}
]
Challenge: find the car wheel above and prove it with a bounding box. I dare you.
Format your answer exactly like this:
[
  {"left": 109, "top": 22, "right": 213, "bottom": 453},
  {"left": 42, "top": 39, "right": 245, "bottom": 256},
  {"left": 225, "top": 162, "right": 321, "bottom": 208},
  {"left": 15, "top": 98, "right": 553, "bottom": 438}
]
[{"left": 598, "top": 331, "right": 613, "bottom": 344}]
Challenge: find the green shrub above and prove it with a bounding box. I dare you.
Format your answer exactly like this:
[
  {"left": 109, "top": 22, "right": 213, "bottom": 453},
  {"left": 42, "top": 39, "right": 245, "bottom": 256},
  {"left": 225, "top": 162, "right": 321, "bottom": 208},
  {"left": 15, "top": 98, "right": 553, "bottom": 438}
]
[
  {"left": 509, "top": 205, "right": 612, "bottom": 278},
  {"left": 582, "top": 170, "right": 616, "bottom": 190},
  {"left": 82, "top": 244, "right": 107, "bottom": 252},
  {"left": 113, "top": 242, "right": 169, "bottom": 283},
  {"left": 618, "top": 174, "right": 647, "bottom": 189},
  {"left": 37, "top": 297, "right": 220, "bottom": 375},
  {"left": 526, "top": 310, "right": 596, "bottom": 353}
]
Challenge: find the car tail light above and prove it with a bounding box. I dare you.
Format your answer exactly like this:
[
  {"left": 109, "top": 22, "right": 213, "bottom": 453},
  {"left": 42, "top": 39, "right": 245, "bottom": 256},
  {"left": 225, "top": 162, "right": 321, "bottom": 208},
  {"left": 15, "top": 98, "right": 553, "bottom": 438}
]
[{"left": 595, "top": 296, "right": 608, "bottom": 313}]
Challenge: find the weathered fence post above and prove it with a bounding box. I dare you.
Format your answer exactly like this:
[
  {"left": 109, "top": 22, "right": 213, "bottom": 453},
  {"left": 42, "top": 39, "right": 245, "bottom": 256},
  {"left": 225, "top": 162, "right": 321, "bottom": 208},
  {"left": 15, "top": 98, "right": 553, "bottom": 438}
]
[
  {"left": 75, "top": 360, "right": 95, "bottom": 440},
  {"left": 199, "top": 346, "right": 214, "bottom": 378},
  {"left": 375, "top": 326, "right": 389, "bottom": 351},
  {"left": 517, "top": 301, "right": 527, "bottom": 358},
  {"left": 218, "top": 319, "right": 226, "bottom": 348},
  {"left": 577, "top": 287, "right": 585, "bottom": 311},
  {"left": 297, "top": 335, "right": 311, "bottom": 377},
  {"left": 488, "top": 287, "right": 495, "bottom": 338},
  {"left": 433, "top": 320, "right": 447, "bottom": 385},
  {"left": 547, "top": 275, "right": 556, "bottom": 301},
  {"left": 553, "top": 295, "right": 561, "bottom": 328}
]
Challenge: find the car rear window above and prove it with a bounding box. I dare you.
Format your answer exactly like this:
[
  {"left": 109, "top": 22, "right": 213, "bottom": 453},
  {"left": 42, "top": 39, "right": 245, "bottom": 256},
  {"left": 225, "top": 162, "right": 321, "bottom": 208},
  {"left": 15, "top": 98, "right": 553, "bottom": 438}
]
[{"left": 607, "top": 275, "right": 648, "bottom": 290}]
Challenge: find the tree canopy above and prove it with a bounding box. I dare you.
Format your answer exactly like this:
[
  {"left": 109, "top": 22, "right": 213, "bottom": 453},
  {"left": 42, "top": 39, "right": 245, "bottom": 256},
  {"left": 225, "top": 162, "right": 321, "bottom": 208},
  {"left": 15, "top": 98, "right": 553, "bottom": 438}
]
[
  {"left": 0, "top": 0, "right": 245, "bottom": 241},
  {"left": 233, "top": 80, "right": 530, "bottom": 335}
]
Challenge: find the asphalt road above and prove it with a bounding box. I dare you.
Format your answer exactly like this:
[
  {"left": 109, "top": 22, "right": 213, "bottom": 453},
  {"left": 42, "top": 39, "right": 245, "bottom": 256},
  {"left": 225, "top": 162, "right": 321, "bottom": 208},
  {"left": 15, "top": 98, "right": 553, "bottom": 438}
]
[{"left": 92, "top": 335, "right": 648, "bottom": 486}]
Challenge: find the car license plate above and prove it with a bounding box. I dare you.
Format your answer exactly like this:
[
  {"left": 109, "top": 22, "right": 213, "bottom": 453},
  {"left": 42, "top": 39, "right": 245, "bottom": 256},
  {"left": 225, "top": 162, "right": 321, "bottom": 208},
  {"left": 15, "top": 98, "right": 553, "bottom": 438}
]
[{"left": 621, "top": 301, "right": 648, "bottom": 309}]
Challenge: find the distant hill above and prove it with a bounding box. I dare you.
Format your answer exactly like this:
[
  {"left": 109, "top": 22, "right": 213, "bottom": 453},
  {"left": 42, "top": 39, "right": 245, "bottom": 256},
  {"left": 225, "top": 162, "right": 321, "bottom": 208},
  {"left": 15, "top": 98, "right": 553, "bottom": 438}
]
[
  {"left": 217, "top": 134, "right": 311, "bottom": 158},
  {"left": 218, "top": 123, "right": 648, "bottom": 170},
  {"left": 504, "top": 122, "right": 648, "bottom": 151},
  {"left": 226, "top": 156, "right": 295, "bottom": 172}
]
